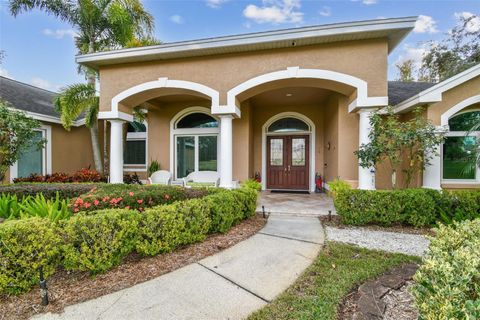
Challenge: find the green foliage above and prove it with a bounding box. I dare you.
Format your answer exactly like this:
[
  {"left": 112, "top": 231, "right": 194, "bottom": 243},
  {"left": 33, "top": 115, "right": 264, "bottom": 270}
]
[
  {"left": 327, "top": 178, "right": 352, "bottom": 199},
  {"left": 61, "top": 209, "right": 139, "bottom": 274},
  {"left": 173, "top": 198, "right": 211, "bottom": 245},
  {"left": 355, "top": 107, "right": 445, "bottom": 188},
  {"left": 0, "top": 193, "right": 22, "bottom": 219},
  {"left": 334, "top": 188, "right": 480, "bottom": 227},
  {"left": 147, "top": 159, "right": 160, "bottom": 177},
  {"left": 72, "top": 184, "right": 207, "bottom": 213},
  {"left": 412, "top": 219, "right": 480, "bottom": 319},
  {"left": 0, "top": 183, "right": 97, "bottom": 199},
  {"left": 0, "top": 101, "right": 45, "bottom": 182},
  {"left": 0, "top": 218, "right": 62, "bottom": 294},
  {"left": 241, "top": 179, "right": 262, "bottom": 191}
]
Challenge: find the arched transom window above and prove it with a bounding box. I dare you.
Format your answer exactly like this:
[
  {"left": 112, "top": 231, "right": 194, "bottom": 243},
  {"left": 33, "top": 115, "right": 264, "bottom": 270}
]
[
  {"left": 173, "top": 111, "right": 219, "bottom": 179},
  {"left": 442, "top": 110, "right": 480, "bottom": 181},
  {"left": 267, "top": 117, "right": 310, "bottom": 133}
]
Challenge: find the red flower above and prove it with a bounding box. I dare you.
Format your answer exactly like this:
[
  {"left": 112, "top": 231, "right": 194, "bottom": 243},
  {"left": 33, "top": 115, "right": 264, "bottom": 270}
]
[
  {"left": 164, "top": 194, "right": 170, "bottom": 200},
  {"left": 137, "top": 199, "right": 143, "bottom": 204},
  {"left": 84, "top": 202, "right": 91, "bottom": 208},
  {"left": 74, "top": 208, "right": 79, "bottom": 213},
  {"left": 94, "top": 200, "right": 100, "bottom": 206},
  {"left": 125, "top": 206, "right": 130, "bottom": 210},
  {"left": 129, "top": 192, "right": 134, "bottom": 196}
]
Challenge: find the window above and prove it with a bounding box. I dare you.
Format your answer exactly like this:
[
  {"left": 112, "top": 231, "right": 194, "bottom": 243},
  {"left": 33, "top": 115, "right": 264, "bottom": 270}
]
[
  {"left": 124, "top": 121, "right": 147, "bottom": 166},
  {"left": 173, "top": 111, "right": 219, "bottom": 179},
  {"left": 442, "top": 111, "right": 480, "bottom": 181},
  {"left": 17, "top": 130, "right": 45, "bottom": 177},
  {"left": 268, "top": 117, "right": 309, "bottom": 133}
]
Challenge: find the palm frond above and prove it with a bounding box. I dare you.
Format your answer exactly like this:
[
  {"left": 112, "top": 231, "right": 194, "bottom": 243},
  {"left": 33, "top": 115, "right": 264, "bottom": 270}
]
[
  {"left": 55, "top": 83, "right": 98, "bottom": 130},
  {"left": 9, "top": 0, "right": 75, "bottom": 22}
]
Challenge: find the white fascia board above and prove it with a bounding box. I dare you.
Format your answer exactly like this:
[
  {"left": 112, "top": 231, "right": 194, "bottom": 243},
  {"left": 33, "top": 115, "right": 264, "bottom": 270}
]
[
  {"left": 394, "top": 63, "right": 480, "bottom": 113},
  {"left": 8, "top": 108, "right": 84, "bottom": 127},
  {"left": 76, "top": 17, "right": 417, "bottom": 68}
]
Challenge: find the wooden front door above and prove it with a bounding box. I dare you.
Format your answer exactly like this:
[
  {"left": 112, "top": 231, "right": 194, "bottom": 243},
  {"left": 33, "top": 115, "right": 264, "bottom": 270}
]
[{"left": 267, "top": 135, "right": 309, "bottom": 190}]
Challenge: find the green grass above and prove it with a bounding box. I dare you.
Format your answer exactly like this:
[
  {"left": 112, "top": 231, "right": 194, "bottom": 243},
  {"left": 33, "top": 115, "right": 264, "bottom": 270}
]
[{"left": 248, "top": 242, "right": 421, "bottom": 320}]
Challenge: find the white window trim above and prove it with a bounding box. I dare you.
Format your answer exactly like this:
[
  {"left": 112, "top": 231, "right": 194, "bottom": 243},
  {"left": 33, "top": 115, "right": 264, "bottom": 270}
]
[
  {"left": 124, "top": 121, "right": 148, "bottom": 168},
  {"left": 10, "top": 124, "right": 52, "bottom": 182},
  {"left": 261, "top": 112, "right": 316, "bottom": 192},
  {"left": 170, "top": 107, "right": 220, "bottom": 181}
]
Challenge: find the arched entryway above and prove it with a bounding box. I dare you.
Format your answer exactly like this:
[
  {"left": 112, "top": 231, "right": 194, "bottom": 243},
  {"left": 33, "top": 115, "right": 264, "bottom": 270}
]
[{"left": 262, "top": 112, "right": 315, "bottom": 191}]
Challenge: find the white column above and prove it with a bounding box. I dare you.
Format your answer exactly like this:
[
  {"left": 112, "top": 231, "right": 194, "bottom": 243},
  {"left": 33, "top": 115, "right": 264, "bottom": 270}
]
[
  {"left": 423, "top": 146, "right": 441, "bottom": 189},
  {"left": 358, "top": 109, "right": 376, "bottom": 190},
  {"left": 219, "top": 115, "right": 233, "bottom": 188},
  {"left": 109, "top": 119, "right": 125, "bottom": 183}
]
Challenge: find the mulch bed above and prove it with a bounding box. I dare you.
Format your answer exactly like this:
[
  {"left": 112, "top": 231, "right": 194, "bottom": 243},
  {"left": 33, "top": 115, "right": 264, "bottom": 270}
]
[
  {"left": 320, "top": 215, "right": 435, "bottom": 236},
  {"left": 338, "top": 263, "right": 420, "bottom": 320},
  {"left": 0, "top": 215, "right": 267, "bottom": 320}
]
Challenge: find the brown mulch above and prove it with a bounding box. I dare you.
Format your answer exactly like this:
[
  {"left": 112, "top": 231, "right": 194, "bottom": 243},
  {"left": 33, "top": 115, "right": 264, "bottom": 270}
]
[
  {"left": 319, "top": 215, "right": 435, "bottom": 236},
  {"left": 0, "top": 215, "right": 267, "bottom": 320}
]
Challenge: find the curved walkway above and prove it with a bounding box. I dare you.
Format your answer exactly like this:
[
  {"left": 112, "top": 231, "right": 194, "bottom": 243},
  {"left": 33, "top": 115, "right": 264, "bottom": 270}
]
[{"left": 36, "top": 215, "right": 323, "bottom": 320}]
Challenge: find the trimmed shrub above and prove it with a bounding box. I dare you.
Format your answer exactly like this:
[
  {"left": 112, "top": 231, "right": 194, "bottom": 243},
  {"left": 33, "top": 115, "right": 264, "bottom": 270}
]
[
  {"left": 206, "top": 191, "right": 238, "bottom": 233},
  {"left": 0, "top": 183, "right": 97, "bottom": 199},
  {"left": 0, "top": 218, "right": 62, "bottom": 294},
  {"left": 232, "top": 187, "right": 258, "bottom": 219},
  {"left": 72, "top": 184, "right": 207, "bottom": 213},
  {"left": 61, "top": 209, "right": 139, "bottom": 274},
  {"left": 412, "top": 219, "right": 480, "bottom": 319},
  {"left": 173, "top": 198, "right": 211, "bottom": 245},
  {"left": 241, "top": 179, "right": 262, "bottom": 191},
  {"left": 334, "top": 188, "right": 480, "bottom": 227},
  {"left": 327, "top": 178, "right": 352, "bottom": 199}
]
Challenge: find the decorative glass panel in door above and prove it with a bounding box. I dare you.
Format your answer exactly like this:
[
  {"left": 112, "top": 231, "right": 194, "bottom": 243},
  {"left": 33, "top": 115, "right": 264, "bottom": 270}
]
[
  {"left": 18, "top": 131, "right": 44, "bottom": 178},
  {"left": 291, "top": 138, "right": 306, "bottom": 166},
  {"left": 177, "top": 136, "right": 195, "bottom": 178},
  {"left": 199, "top": 136, "right": 217, "bottom": 171},
  {"left": 270, "top": 138, "right": 283, "bottom": 166}
]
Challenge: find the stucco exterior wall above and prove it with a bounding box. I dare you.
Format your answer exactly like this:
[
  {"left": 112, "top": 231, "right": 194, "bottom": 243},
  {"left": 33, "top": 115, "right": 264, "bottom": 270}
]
[
  {"left": 98, "top": 38, "right": 388, "bottom": 113},
  {"left": 323, "top": 95, "right": 339, "bottom": 183}
]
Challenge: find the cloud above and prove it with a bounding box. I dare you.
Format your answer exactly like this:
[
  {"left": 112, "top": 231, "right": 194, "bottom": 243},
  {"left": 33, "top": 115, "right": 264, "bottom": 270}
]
[
  {"left": 319, "top": 6, "right": 331, "bottom": 17},
  {"left": 395, "top": 43, "right": 430, "bottom": 71},
  {"left": 414, "top": 15, "right": 438, "bottom": 33},
  {"left": 351, "top": 0, "right": 378, "bottom": 5},
  {"left": 43, "top": 28, "right": 77, "bottom": 39},
  {"left": 30, "top": 77, "right": 60, "bottom": 92},
  {"left": 206, "top": 0, "right": 229, "bottom": 9},
  {"left": 169, "top": 14, "right": 185, "bottom": 24},
  {"left": 454, "top": 11, "right": 480, "bottom": 33},
  {"left": 0, "top": 67, "right": 13, "bottom": 79},
  {"left": 243, "top": 0, "right": 303, "bottom": 24}
]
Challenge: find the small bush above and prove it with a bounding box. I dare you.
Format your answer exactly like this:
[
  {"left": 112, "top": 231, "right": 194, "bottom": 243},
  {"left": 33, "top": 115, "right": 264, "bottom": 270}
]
[
  {"left": 61, "top": 209, "right": 139, "bottom": 274},
  {"left": 412, "top": 219, "right": 480, "bottom": 319},
  {"left": 0, "top": 183, "right": 97, "bottom": 199},
  {"left": 334, "top": 188, "right": 480, "bottom": 227},
  {"left": 0, "top": 218, "right": 62, "bottom": 294},
  {"left": 241, "top": 179, "right": 262, "bottom": 191},
  {"left": 72, "top": 185, "right": 207, "bottom": 213},
  {"left": 327, "top": 178, "right": 352, "bottom": 198}
]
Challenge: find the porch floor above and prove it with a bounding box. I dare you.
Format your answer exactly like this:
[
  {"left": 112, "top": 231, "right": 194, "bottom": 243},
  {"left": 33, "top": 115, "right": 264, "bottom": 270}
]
[{"left": 256, "top": 191, "right": 335, "bottom": 216}]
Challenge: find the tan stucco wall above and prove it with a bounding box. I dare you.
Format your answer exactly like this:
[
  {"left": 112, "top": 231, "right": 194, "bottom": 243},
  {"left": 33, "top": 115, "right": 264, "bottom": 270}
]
[
  {"left": 427, "top": 76, "right": 480, "bottom": 125},
  {"left": 99, "top": 38, "right": 388, "bottom": 113},
  {"left": 337, "top": 96, "right": 359, "bottom": 182},
  {"left": 323, "top": 95, "right": 339, "bottom": 183}
]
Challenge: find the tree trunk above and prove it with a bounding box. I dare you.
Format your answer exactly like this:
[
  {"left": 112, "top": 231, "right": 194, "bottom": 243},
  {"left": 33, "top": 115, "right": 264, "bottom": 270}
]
[{"left": 87, "top": 41, "right": 104, "bottom": 173}]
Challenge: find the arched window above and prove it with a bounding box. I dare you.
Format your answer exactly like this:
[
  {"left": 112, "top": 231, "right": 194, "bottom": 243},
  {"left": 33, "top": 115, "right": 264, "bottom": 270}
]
[
  {"left": 443, "top": 111, "right": 480, "bottom": 181},
  {"left": 172, "top": 111, "right": 219, "bottom": 179},
  {"left": 267, "top": 117, "right": 309, "bottom": 133}
]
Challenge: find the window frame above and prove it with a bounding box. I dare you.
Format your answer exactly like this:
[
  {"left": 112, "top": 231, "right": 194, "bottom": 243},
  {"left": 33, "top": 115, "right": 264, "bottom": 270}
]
[
  {"left": 441, "top": 110, "right": 480, "bottom": 184},
  {"left": 123, "top": 121, "right": 148, "bottom": 171}
]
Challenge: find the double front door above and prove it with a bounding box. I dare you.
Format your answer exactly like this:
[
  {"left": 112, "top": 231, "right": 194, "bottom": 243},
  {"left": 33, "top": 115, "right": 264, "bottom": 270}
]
[{"left": 267, "top": 135, "right": 309, "bottom": 190}]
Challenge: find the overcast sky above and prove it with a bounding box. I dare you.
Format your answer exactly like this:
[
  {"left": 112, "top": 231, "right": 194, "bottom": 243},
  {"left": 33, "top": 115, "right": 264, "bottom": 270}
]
[{"left": 0, "top": 0, "right": 479, "bottom": 92}]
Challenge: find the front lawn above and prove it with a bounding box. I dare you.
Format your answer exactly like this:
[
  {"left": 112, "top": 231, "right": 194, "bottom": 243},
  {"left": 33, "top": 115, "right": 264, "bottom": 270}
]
[{"left": 248, "top": 242, "right": 420, "bottom": 320}]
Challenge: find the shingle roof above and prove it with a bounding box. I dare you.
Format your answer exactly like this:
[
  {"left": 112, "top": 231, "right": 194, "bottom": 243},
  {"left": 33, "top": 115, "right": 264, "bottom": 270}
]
[
  {"left": 388, "top": 81, "right": 436, "bottom": 106},
  {"left": 0, "top": 76, "right": 59, "bottom": 117}
]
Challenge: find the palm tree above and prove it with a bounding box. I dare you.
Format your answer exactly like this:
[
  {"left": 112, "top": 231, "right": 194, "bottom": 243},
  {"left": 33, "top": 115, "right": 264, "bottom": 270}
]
[{"left": 9, "top": 0, "right": 156, "bottom": 173}]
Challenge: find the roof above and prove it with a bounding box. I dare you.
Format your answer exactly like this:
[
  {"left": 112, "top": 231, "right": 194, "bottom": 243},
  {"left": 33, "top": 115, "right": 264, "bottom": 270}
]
[
  {"left": 388, "top": 81, "right": 436, "bottom": 106},
  {"left": 394, "top": 63, "right": 480, "bottom": 113},
  {"left": 0, "top": 76, "right": 59, "bottom": 117},
  {"left": 77, "top": 16, "right": 417, "bottom": 69},
  {"left": 0, "top": 76, "right": 84, "bottom": 126}
]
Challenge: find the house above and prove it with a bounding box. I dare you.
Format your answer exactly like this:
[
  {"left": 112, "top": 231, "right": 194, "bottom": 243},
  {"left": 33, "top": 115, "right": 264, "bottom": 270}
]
[{"left": 0, "top": 76, "right": 98, "bottom": 182}]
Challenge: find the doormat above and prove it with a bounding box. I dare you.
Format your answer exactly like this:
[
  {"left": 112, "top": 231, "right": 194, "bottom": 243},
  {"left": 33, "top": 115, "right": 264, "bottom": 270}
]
[{"left": 270, "top": 190, "right": 310, "bottom": 194}]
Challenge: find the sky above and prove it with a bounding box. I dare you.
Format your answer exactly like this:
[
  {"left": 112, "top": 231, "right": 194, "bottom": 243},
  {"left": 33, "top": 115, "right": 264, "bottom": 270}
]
[{"left": 0, "top": 0, "right": 479, "bottom": 92}]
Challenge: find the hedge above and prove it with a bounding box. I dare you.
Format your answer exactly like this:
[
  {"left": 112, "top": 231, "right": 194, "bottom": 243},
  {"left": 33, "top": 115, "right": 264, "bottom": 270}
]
[
  {"left": 412, "top": 219, "right": 480, "bottom": 319},
  {"left": 0, "top": 185, "right": 259, "bottom": 295},
  {"left": 0, "top": 183, "right": 97, "bottom": 199},
  {"left": 0, "top": 218, "right": 62, "bottom": 294},
  {"left": 72, "top": 184, "right": 208, "bottom": 213},
  {"left": 334, "top": 188, "right": 480, "bottom": 227}
]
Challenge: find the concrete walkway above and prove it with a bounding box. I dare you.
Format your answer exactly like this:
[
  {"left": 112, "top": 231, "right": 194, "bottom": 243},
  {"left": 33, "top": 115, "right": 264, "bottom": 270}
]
[
  {"left": 256, "top": 191, "right": 335, "bottom": 216},
  {"left": 36, "top": 216, "right": 324, "bottom": 320}
]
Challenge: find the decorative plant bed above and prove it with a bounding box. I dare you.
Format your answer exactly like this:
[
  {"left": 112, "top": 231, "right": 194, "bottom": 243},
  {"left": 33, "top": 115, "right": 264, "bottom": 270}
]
[
  {"left": 0, "top": 215, "right": 266, "bottom": 320},
  {"left": 338, "top": 263, "right": 419, "bottom": 320}
]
